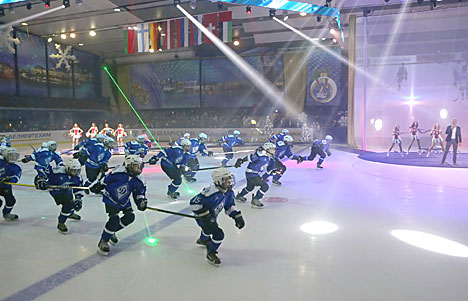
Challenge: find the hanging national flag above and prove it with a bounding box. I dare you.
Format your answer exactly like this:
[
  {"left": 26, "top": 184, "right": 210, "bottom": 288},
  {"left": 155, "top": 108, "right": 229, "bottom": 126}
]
[
  {"left": 161, "top": 21, "right": 168, "bottom": 50},
  {"left": 184, "top": 18, "right": 189, "bottom": 47},
  {"left": 137, "top": 23, "right": 150, "bottom": 53},
  {"left": 218, "top": 11, "right": 232, "bottom": 43},
  {"left": 170, "top": 19, "right": 176, "bottom": 49},
  {"left": 124, "top": 27, "right": 136, "bottom": 54},
  {"left": 175, "top": 18, "right": 187, "bottom": 48},
  {"left": 189, "top": 15, "right": 203, "bottom": 46},
  {"left": 203, "top": 13, "right": 218, "bottom": 44}
]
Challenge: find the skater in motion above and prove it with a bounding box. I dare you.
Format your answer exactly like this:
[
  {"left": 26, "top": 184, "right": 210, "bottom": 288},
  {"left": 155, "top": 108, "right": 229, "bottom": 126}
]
[
  {"left": 269, "top": 129, "right": 290, "bottom": 143},
  {"left": 302, "top": 135, "right": 333, "bottom": 169},
  {"left": 183, "top": 133, "right": 213, "bottom": 183},
  {"left": 125, "top": 135, "right": 149, "bottom": 159},
  {"left": 427, "top": 123, "right": 445, "bottom": 157},
  {"left": 91, "top": 155, "right": 147, "bottom": 256},
  {"left": 220, "top": 130, "right": 243, "bottom": 167},
  {"left": 407, "top": 121, "right": 425, "bottom": 155},
  {"left": 0, "top": 147, "right": 22, "bottom": 221},
  {"left": 190, "top": 167, "right": 245, "bottom": 267},
  {"left": 387, "top": 126, "right": 404, "bottom": 157}
]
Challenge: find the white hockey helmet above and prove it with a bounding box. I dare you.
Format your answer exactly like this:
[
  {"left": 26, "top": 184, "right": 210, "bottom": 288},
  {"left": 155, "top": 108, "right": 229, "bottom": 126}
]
[
  {"left": 183, "top": 132, "right": 191, "bottom": 139},
  {"left": 283, "top": 135, "right": 293, "bottom": 143},
  {"left": 137, "top": 135, "right": 145, "bottom": 143},
  {"left": 212, "top": 167, "right": 235, "bottom": 190},
  {"left": 180, "top": 138, "right": 192, "bottom": 152},
  {"left": 1, "top": 136, "right": 11, "bottom": 144},
  {"left": 4, "top": 147, "right": 19, "bottom": 163},
  {"left": 325, "top": 135, "right": 333, "bottom": 142},
  {"left": 104, "top": 137, "right": 115, "bottom": 149},
  {"left": 47, "top": 141, "right": 57, "bottom": 152},
  {"left": 282, "top": 129, "right": 289, "bottom": 134},
  {"left": 263, "top": 142, "right": 276, "bottom": 157},
  {"left": 64, "top": 158, "right": 81, "bottom": 177},
  {"left": 233, "top": 130, "right": 240, "bottom": 136},
  {"left": 96, "top": 134, "right": 106, "bottom": 143},
  {"left": 125, "top": 155, "right": 143, "bottom": 176},
  {"left": 0, "top": 145, "right": 7, "bottom": 156},
  {"left": 41, "top": 142, "right": 48, "bottom": 148},
  {"left": 199, "top": 132, "right": 208, "bottom": 142}
]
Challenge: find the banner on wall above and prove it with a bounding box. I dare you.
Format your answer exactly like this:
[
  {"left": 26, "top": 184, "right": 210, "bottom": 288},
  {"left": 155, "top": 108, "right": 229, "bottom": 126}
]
[
  {"left": 124, "top": 11, "right": 232, "bottom": 54},
  {"left": 305, "top": 48, "right": 343, "bottom": 107}
]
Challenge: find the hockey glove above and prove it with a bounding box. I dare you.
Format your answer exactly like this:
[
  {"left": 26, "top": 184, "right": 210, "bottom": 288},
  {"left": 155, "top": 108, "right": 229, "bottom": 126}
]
[
  {"left": 234, "top": 158, "right": 245, "bottom": 168},
  {"left": 21, "top": 155, "right": 31, "bottom": 163},
  {"left": 99, "top": 164, "right": 109, "bottom": 173},
  {"left": 233, "top": 212, "right": 245, "bottom": 229},
  {"left": 326, "top": 151, "right": 331, "bottom": 157},
  {"left": 207, "top": 151, "right": 214, "bottom": 157},
  {"left": 0, "top": 177, "right": 12, "bottom": 184},
  {"left": 36, "top": 177, "right": 48, "bottom": 190},
  {"left": 73, "top": 151, "right": 82, "bottom": 159},
  {"left": 136, "top": 198, "right": 147, "bottom": 211},
  {"left": 73, "top": 145, "right": 81, "bottom": 151},
  {"left": 296, "top": 156, "right": 304, "bottom": 164},
  {"left": 148, "top": 155, "right": 159, "bottom": 165},
  {"left": 90, "top": 182, "right": 105, "bottom": 194},
  {"left": 73, "top": 198, "right": 83, "bottom": 212}
]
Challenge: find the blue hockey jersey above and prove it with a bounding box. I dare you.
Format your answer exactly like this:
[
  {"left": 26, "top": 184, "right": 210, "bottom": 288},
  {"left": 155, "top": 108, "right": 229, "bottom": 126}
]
[
  {"left": 74, "top": 138, "right": 97, "bottom": 151},
  {"left": 30, "top": 147, "right": 63, "bottom": 175},
  {"left": 313, "top": 139, "right": 331, "bottom": 153},
  {"left": 190, "top": 184, "right": 239, "bottom": 220},
  {"left": 220, "top": 135, "right": 243, "bottom": 149},
  {"left": 0, "top": 158, "right": 22, "bottom": 189},
  {"left": 274, "top": 141, "right": 299, "bottom": 160},
  {"left": 188, "top": 139, "right": 209, "bottom": 159},
  {"left": 101, "top": 165, "right": 146, "bottom": 209},
  {"left": 45, "top": 166, "right": 84, "bottom": 199},
  {"left": 156, "top": 145, "right": 190, "bottom": 168},
  {"left": 241, "top": 150, "right": 272, "bottom": 178},
  {"left": 85, "top": 143, "right": 112, "bottom": 169},
  {"left": 125, "top": 141, "right": 149, "bottom": 158},
  {"left": 269, "top": 133, "right": 287, "bottom": 143}
]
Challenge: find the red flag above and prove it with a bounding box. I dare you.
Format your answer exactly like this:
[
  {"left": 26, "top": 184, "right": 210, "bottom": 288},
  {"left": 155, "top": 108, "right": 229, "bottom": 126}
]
[
  {"left": 125, "top": 28, "right": 136, "bottom": 54},
  {"left": 161, "top": 21, "right": 167, "bottom": 50},
  {"left": 202, "top": 13, "right": 218, "bottom": 44}
]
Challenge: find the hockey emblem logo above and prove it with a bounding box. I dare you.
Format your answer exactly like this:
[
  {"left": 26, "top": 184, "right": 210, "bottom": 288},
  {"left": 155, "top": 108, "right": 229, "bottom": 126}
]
[
  {"left": 213, "top": 202, "right": 224, "bottom": 216},
  {"left": 116, "top": 184, "right": 129, "bottom": 200},
  {"left": 310, "top": 71, "right": 337, "bottom": 104}
]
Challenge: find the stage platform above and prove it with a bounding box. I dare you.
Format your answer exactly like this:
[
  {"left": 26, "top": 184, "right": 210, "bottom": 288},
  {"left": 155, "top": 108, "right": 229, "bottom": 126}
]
[{"left": 357, "top": 150, "right": 467, "bottom": 168}]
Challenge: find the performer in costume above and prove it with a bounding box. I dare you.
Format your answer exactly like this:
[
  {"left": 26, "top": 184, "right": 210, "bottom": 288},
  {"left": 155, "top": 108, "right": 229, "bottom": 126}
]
[
  {"left": 407, "top": 121, "right": 425, "bottom": 155},
  {"left": 69, "top": 123, "right": 83, "bottom": 149},
  {"left": 86, "top": 123, "right": 99, "bottom": 138},
  {"left": 387, "top": 126, "right": 404, "bottom": 157},
  {"left": 113, "top": 124, "right": 127, "bottom": 147},
  {"left": 427, "top": 123, "right": 445, "bottom": 157}
]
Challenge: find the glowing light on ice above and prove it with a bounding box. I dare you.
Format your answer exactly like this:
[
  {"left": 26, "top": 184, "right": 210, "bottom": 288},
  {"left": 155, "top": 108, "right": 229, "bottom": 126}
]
[{"left": 300, "top": 221, "right": 338, "bottom": 235}]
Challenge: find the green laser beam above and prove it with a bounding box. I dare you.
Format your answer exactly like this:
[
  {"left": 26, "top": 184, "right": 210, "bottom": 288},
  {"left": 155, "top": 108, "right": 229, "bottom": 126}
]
[
  {"left": 143, "top": 212, "right": 152, "bottom": 237},
  {"left": 103, "top": 66, "right": 192, "bottom": 192}
]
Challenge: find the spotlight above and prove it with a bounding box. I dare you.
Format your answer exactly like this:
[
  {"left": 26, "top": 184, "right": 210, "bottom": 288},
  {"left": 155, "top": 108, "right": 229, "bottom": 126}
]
[
  {"left": 0, "top": 8, "right": 5, "bottom": 17},
  {"left": 21, "top": 22, "right": 28, "bottom": 26},
  {"left": 114, "top": 7, "right": 121, "bottom": 12},
  {"left": 269, "top": 8, "right": 276, "bottom": 19},
  {"left": 173, "top": 0, "right": 181, "bottom": 7},
  {"left": 43, "top": 0, "right": 50, "bottom": 8},
  {"left": 70, "top": 32, "right": 76, "bottom": 38},
  {"left": 47, "top": 37, "right": 53, "bottom": 42},
  {"left": 246, "top": 5, "right": 251, "bottom": 14},
  {"left": 332, "top": 38, "right": 337, "bottom": 43},
  {"left": 78, "top": 43, "right": 84, "bottom": 46},
  {"left": 63, "top": 0, "right": 70, "bottom": 8},
  {"left": 233, "top": 39, "right": 240, "bottom": 46},
  {"left": 329, "top": 28, "right": 336, "bottom": 35},
  {"left": 299, "top": 11, "right": 307, "bottom": 16},
  {"left": 190, "top": 0, "right": 196, "bottom": 10},
  {"left": 149, "top": 48, "right": 155, "bottom": 53},
  {"left": 89, "top": 30, "right": 96, "bottom": 36},
  {"left": 60, "top": 33, "right": 67, "bottom": 39},
  {"left": 26, "top": 2, "right": 32, "bottom": 10},
  {"left": 317, "top": 15, "right": 321, "bottom": 22}
]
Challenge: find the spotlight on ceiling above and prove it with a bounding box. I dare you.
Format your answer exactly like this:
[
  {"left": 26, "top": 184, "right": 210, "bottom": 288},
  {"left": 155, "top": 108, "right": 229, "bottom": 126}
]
[
  {"left": 190, "top": 0, "right": 197, "bottom": 10},
  {"left": 246, "top": 5, "right": 251, "bottom": 14},
  {"left": 47, "top": 37, "right": 53, "bottom": 42},
  {"left": 63, "top": 0, "right": 70, "bottom": 8},
  {"left": 233, "top": 39, "right": 240, "bottom": 46},
  {"left": 60, "top": 33, "right": 67, "bottom": 39},
  {"left": 26, "top": 2, "right": 32, "bottom": 10},
  {"left": 299, "top": 11, "right": 307, "bottom": 16},
  {"left": 269, "top": 8, "right": 276, "bottom": 19},
  {"left": 89, "top": 30, "right": 96, "bottom": 37},
  {"left": 70, "top": 32, "right": 76, "bottom": 38}
]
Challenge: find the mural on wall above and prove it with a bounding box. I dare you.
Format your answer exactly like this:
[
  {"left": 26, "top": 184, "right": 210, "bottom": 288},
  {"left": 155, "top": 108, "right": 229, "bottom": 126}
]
[
  {"left": 129, "top": 59, "right": 200, "bottom": 109},
  {"left": 47, "top": 42, "right": 73, "bottom": 99},
  {"left": 0, "top": 27, "right": 16, "bottom": 96},
  {"left": 74, "top": 49, "right": 100, "bottom": 100}
]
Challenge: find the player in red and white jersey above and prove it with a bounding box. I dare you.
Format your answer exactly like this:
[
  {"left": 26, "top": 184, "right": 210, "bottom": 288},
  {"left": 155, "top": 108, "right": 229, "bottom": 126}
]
[
  {"left": 113, "top": 123, "right": 127, "bottom": 147},
  {"left": 427, "top": 123, "right": 445, "bottom": 157},
  {"left": 86, "top": 123, "right": 99, "bottom": 138},
  {"left": 69, "top": 123, "right": 83, "bottom": 148}
]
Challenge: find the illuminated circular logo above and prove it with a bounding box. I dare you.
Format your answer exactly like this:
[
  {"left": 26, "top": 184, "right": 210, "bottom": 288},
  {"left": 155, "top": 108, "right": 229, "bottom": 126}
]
[{"left": 310, "top": 74, "right": 337, "bottom": 104}]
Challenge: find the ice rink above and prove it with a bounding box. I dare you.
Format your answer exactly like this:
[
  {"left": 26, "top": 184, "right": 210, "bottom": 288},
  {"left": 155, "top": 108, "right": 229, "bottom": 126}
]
[{"left": 2, "top": 146, "right": 468, "bottom": 301}]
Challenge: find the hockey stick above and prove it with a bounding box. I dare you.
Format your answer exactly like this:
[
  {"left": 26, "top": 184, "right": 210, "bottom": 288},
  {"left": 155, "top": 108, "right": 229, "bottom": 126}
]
[
  {"left": 196, "top": 165, "right": 234, "bottom": 171},
  {"left": 6, "top": 182, "right": 90, "bottom": 190},
  {"left": 146, "top": 206, "right": 198, "bottom": 219},
  {"left": 211, "top": 149, "right": 255, "bottom": 155}
]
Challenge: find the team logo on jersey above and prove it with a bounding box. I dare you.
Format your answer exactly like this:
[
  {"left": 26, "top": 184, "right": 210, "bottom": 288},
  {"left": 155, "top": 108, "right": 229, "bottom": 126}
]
[
  {"left": 116, "top": 184, "right": 129, "bottom": 200},
  {"left": 213, "top": 202, "right": 224, "bottom": 216},
  {"left": 310, "top": 71, "right": 337, "bottom": 104},
  {"left": 0, "top": 168, "right": 5, "bottom": 177}
]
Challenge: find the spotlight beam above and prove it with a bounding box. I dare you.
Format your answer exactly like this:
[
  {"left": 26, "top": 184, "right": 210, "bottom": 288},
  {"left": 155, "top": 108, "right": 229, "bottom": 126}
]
[
  {"left": 176, "top": 4, "right": 297, "bottom": 115},
  {"left": 0, "top": 5, "right": 66, "bottom": 30},
  {"left": 272, "top": 16, "right": 388, "bottom": 89}
]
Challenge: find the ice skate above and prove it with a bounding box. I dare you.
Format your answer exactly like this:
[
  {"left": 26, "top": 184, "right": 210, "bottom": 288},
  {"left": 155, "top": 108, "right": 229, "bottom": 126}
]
[
  {"left": 251, "top": 198, "right": 264, "bottom": 209},
  {"left": 97, "top": 239, "right": 109, "bottom": 256},
  {"left": 207, "top": 251, "right": 221, "bottom": 267},
  {"left": 57, "top": 223, "right": 68, "bottom": 234},
  {"left": 3, "top": 213, "right": 18, "bottom": 221}
]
